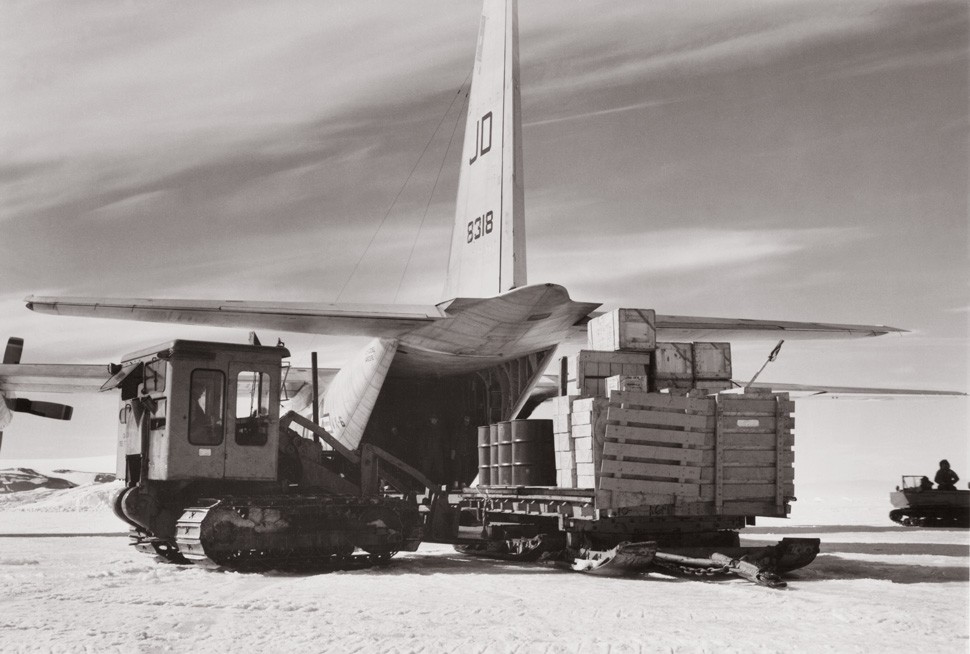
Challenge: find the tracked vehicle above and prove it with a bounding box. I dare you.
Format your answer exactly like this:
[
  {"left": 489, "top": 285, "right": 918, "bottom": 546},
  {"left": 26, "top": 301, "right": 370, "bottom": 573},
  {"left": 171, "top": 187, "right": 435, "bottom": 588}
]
[
  {"left": 110, "top": 340, "right": 432, "bottom": 569},
  {"left": 889, "top": 476, "right": 969, "bottom": 528}
]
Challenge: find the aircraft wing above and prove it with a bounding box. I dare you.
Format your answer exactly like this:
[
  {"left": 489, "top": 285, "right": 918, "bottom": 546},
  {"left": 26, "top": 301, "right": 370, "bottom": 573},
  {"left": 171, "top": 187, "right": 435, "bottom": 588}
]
[
  {"left": 652, "top": 315, "right": 906, "bottom": 341},
  {"left": 26, "top": 296, "right": 907, "bottom": 343},
  {"left": 25, "top": 296, "right": 444, "bottom": 338},
  {"left": 734, "top": 381, "right": 967, "bottom": 398}
]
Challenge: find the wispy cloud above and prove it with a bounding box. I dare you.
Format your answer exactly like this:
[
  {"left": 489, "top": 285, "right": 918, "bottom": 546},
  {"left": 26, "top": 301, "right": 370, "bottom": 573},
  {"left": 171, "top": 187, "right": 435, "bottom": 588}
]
[{"left": 533, "top": 226, "right": 863, "bottom": 284}]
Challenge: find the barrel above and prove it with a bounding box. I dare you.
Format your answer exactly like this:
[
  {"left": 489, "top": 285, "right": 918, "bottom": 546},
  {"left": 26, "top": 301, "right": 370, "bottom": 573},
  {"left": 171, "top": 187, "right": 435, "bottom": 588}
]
[
  {"left": 489, "top": 424, "right": 499, "bottom": 486},
  {"left": 496, "top": 421, "right": 513, "bottom": 485},
  {"left": 510, "top": 419, "right": 555, "bottom": 486},
  {"left": 477, "top": 425, "right": 491, "bottom": 485}
]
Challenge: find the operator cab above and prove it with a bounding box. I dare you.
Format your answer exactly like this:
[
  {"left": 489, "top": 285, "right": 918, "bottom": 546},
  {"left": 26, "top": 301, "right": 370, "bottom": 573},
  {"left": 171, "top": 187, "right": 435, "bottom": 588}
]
[{"left": 110, "top": 340, "right": 289, "bottom": 483}]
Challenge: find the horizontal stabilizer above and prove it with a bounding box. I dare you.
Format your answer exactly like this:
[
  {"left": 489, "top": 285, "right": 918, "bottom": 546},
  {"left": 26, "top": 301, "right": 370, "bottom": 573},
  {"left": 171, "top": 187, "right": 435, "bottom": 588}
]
[
  {"left": 737, "top": 381, "right": 967, "bottom": 398},
  {"left": 26, "top": 296, "right": 443, "bottom": 338},
  {"left": 652, "top": 315, "right": 905, "bottom": 341}
]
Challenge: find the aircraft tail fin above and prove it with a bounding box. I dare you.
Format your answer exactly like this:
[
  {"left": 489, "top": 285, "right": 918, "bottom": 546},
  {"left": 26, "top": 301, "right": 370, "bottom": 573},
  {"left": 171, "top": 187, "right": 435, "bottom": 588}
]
[{"left": 443, "top": 0, "right": 525, "bottom": 300}]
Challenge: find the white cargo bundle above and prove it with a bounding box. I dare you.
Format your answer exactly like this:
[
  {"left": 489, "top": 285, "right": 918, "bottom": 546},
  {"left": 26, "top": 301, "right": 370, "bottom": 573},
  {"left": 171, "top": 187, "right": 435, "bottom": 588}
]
[{"left": 605, "top": 374, "right": 649, "bottom": 394}]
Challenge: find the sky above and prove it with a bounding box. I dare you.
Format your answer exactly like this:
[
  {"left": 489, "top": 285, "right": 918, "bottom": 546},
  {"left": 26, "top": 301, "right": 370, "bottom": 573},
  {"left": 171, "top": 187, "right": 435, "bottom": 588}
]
[{"left": 1, "top": 0, "right": 967, "bottom": 484}]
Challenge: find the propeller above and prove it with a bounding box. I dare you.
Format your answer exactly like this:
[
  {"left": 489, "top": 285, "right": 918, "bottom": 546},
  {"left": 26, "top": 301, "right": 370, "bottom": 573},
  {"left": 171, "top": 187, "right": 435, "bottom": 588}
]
[{"left": 0, "top": 337, "right": 75, "bottom": 454}]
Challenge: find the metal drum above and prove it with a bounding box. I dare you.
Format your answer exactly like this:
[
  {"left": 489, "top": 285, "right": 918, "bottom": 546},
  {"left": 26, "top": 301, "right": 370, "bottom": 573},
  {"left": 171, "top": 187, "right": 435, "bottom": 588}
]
[
  {"left": 510, "top": 419, "right": 555, "bottom": 486},
  {"left": 477, "top": 425, "right": 491, "bottom": 485},
  {"left": 496, "top": 421, "right": 513, "bottom": 485},
  {"left": 489, "top": 424, "right": 499, "bottom": 485}
]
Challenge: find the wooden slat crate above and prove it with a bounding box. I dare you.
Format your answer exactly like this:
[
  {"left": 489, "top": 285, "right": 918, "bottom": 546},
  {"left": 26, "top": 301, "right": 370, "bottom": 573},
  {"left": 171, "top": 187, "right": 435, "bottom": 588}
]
[
  {"left": 583, "top": 388, "right": 795, "bottom": 519},
  {"left": 596, "top": 392, "right": 712, "bottom": 499}
]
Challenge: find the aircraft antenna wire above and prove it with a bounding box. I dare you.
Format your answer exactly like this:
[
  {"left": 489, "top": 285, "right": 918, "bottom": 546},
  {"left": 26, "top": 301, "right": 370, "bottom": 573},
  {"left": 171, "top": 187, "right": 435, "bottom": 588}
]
[
  {"left": 394, "top": 82, "right": 469, "bottom": 303},
  {"left": 335, "top": 71, "right": 472, "bottom": 302}
]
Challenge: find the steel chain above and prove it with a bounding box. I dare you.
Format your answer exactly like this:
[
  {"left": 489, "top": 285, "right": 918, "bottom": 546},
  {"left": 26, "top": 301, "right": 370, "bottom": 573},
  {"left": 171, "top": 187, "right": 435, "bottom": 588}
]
[{"left": 652, "top": 559, "right": 730, "bottom": 577}]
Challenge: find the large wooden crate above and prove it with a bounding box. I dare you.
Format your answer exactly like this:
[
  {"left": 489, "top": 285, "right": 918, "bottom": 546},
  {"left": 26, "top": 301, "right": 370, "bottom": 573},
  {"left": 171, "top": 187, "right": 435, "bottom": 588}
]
[{"left": 574, "top": 388, "right": 795, "bottom": 518}]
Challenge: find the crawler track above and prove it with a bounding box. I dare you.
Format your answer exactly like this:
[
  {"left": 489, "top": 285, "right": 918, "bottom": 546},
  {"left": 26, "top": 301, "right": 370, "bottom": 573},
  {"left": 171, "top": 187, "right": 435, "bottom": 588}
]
[
  {"left": 174, "top": 495, "right": 422, "bottom": 571},
  {"left": 889, "top": 508, "right": 970, "bottom": 529}
]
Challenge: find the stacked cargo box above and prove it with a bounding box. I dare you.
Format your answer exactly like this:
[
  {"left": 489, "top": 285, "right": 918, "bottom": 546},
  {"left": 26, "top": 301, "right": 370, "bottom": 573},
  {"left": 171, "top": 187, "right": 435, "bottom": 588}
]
[
  {"left": 560, "top": 351, "right": 652, "bottom": 398},
  {"left": 549, "top": 308, "right": 795, "bottom": 518},
  {"left": 553, "top": 309, "right": 656, "bottom": 488},
  {"left": 551, "top": 395, "right": 577, "bottom": 487},
  {"left": 570, "top": 397, "right": 607, "bottom": 488},
  {"left": 654, "top": 342, "right": 733, "bottom": 395}
]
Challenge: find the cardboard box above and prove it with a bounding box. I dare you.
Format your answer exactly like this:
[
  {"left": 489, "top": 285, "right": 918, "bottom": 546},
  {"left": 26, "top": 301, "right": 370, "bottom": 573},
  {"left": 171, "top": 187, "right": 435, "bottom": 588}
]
[
  {"left": 557, "top": 469, "right": 578, "bottom": 488},
  {"left": 551, "top": 394, "right": 578, "bottom": 415},
  {"left": 573, "top": 436, "right": 595, "bottom": 463},
  {"left": 552, "top": 413, "right": 571, "bottom": 433},
  {"left": 587, "top": 308, "right": 657, "bottom": 352}
]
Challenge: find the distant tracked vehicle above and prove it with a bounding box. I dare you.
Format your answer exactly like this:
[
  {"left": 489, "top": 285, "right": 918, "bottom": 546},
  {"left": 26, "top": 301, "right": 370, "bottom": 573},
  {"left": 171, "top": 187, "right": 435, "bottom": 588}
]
[{"left": 889, "top": 476, "right": 969, "bottom": 528}]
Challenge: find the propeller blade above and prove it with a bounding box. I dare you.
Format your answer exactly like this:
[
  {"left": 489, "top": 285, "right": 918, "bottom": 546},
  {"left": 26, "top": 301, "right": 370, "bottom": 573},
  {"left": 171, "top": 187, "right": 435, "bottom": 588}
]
[
  {"left": 3, "top": 337, "right": 24, "bottom": 365},
  {"left": 7, "top": 397, "right": 74, "bottom": 421},
  {"left": 0, "top": 392, "right": 11, "bottom": 430}
]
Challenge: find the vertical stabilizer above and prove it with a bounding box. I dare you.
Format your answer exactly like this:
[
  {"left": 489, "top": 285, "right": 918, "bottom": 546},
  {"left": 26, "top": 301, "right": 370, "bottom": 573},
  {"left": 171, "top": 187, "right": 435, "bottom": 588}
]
[{"left": 443, "top": 0, "right": 525, "bottom": 300}]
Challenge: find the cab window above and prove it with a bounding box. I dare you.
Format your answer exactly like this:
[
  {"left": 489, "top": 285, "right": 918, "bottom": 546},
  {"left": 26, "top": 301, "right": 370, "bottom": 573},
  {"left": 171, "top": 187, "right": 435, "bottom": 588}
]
[
  {"left": 235, "top": 370, "right": 270, "bottom": 446},
  {"left": 188, "top": 369, "right": 225, "bottom": 446},
  {"left": 144, "top": 360, "right": 167, "bottom": 393}
]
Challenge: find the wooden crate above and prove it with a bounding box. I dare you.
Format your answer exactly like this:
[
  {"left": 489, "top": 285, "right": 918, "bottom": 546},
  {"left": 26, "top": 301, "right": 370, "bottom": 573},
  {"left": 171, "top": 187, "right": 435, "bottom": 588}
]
[
  {"left": 597, "top": 392, "right": 713, "bottom": 502},
  {"left": 692, "top": 343, "right": 732, "bottom": 380},
  {"left": 587, "top": 308, "right": 657, "bottom": 352},
  {"left": 560, "top": 351, "right": 651, "bottom": 397},
  {"left": 653, "top": 343, "right": 693, "bottom": 380},
  {"left": 583, "top": 389, "right": 795, "bottom": 519},
  {"left": 653, "top": 342, "right": 733, "bottom": 382}
]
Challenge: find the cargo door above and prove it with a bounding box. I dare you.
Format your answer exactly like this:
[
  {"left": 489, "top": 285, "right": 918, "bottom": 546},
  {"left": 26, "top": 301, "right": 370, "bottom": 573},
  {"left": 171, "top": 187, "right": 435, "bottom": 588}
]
[{"left": 225, "top": 362, "right": 279, "bottom": 480}]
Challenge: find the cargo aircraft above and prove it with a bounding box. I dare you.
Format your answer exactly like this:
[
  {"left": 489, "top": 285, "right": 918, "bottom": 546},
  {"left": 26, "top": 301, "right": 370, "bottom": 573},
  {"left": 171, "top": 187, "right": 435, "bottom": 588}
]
[{"left": 0, "top": 0, "right": 958, "bottom": 476}]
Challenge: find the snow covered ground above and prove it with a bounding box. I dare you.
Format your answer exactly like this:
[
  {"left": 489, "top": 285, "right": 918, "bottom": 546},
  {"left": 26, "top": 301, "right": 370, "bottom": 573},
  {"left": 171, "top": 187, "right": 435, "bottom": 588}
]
[{"left": 0, "top": 459, "right": 966, "bottom": 653}]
